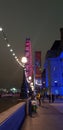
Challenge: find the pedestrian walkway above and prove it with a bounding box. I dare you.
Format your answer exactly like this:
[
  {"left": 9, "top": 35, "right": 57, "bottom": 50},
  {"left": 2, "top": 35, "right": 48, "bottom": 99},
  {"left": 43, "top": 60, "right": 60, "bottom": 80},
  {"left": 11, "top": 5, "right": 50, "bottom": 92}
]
[{"left": 20, "top": 100, "right": 63, "bottom": 130}]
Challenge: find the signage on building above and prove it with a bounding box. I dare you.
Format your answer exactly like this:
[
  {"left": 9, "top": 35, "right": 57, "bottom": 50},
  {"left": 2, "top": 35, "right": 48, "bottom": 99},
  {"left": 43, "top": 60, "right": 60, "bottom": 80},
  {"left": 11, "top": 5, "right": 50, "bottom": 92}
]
[{"left": 35, "top": 51, "right": 42, "bottom": 78}]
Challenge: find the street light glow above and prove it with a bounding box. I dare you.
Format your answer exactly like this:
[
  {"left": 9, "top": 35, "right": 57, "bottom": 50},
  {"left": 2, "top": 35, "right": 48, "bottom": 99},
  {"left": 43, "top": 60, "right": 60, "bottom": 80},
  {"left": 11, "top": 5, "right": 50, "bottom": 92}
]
[
  {"left": 28, "top": 76, "right": 32, "bottom": 81},
  {"left": 16, "top": 58, "right": 19, "bottom": 61},
  {"left": 7, "top": 44, "right": 10, "bottom": 47},
  {"left": 4, "top": 37, "right": 7, "bottom": 40},
  {"left": 0, "top": 27, "right": 3, "bottom": 32},
  {"left": 15, "top": 56, "right": 17, "bottom": 59},
  {"left": 12, "top": 53, "right": 15, "bottom": 56},
  {"left": 21, "top": 56, "right": 27, "bottom": 64},
  {"left": 10, "top": 49, "right": 13, "bottom": 52}
]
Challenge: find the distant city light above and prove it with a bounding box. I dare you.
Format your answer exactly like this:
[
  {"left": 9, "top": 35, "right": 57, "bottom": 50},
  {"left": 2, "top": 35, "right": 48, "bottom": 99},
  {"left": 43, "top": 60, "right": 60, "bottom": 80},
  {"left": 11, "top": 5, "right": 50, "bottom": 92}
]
[
  {"left": 12, "top": 53, "right": 15, "bottom": 56},
  {"left": 4, "top": 37, "right": 7, "bottom": 40},
  {"left": 16, "top": 58, "right": 19, "bottom": 61},
  {"left": 15, "top": 56, "right": 17, "bottom": 59},
  {"left": 7, "top": 44, "right": 10, "bottom": 47},
  {"left": 54, "top": 80, "right": 58, "bottom": 83},
  {"left": 0, "top": 27, "right": 3, "bottom": 31},
  {"left": 10, "top": 49, "right": 13, "bottom": 52},
  {"left": 43, "top": 81, "right": 45, "bottom": 84},
  {"left": 30, "top": 82, "right": 33, "bottom": 86}
]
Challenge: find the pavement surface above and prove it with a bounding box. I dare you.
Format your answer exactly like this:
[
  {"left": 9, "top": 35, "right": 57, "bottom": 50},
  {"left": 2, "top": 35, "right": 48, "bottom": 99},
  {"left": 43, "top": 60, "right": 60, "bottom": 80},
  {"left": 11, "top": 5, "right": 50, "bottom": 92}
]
[{"left": 20, "top": 99, "right": 63, "bottom": 130}]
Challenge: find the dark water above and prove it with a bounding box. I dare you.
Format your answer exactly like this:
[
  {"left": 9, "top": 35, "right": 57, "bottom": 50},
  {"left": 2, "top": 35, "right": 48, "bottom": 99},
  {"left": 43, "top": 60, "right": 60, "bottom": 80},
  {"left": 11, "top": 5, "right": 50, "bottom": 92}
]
[{"left": 0, "top": 96, "right": 20, "bottom": 113}]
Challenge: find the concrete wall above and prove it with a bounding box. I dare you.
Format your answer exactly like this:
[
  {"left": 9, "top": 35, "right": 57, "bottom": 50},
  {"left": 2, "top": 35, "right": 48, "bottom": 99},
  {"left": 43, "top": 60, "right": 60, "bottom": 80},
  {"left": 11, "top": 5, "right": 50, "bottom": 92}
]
[{"left": 0, "top": 103, "right": 26, "bottom": 130}]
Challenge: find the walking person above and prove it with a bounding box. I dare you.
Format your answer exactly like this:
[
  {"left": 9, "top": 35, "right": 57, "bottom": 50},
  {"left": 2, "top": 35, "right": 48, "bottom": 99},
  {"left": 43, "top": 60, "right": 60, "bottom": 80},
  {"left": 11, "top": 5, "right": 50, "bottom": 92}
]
[
  {"left": 29, "top": 94, "right": 38, "bottom": 117},
  {"left": 36, "top": 93, "right": 41, "bottom": 106},
  {"left": 52, "top": 94, "right": 55, "bottom": 103},
  {"left": 49, "top": 94, "right": 51, "bottom": 103}
]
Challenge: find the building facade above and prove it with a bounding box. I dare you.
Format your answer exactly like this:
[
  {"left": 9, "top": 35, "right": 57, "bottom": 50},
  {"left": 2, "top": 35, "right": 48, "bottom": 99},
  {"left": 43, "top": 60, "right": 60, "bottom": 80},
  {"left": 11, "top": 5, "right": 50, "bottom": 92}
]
[{"left": 44, "top": 28, "right": 63, "bottom": 96}]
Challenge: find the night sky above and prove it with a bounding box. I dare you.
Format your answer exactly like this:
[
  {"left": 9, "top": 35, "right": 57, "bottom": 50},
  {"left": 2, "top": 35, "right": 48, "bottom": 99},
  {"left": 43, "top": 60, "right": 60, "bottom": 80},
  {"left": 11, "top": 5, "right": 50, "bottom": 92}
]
[{"left": 0, "top": 0, "right": 63, "bottom": 89}]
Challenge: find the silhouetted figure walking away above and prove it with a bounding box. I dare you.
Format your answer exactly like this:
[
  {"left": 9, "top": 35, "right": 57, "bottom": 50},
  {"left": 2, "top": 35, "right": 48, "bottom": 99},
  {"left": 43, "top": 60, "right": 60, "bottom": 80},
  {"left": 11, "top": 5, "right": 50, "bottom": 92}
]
[
  {"left": 52, "top": 94, "right": 55, "bottom": 103},
  {"left": 49, "top": 94, "right": 51, "bottom": 103}
]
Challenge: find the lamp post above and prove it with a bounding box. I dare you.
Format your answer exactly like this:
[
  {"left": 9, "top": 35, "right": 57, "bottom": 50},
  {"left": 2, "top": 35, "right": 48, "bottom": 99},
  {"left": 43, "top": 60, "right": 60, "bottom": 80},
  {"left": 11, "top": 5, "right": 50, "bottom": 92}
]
[{"left": 20, "top": 56, "right": 28, "bottom": 99}]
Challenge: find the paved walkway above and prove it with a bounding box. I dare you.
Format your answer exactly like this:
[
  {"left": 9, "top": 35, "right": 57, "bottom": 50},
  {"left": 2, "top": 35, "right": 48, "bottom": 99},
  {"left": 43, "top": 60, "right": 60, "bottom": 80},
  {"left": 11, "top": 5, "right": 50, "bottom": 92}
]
[{"left": 20, "top": 100, "right": 63, "bottom": 130}]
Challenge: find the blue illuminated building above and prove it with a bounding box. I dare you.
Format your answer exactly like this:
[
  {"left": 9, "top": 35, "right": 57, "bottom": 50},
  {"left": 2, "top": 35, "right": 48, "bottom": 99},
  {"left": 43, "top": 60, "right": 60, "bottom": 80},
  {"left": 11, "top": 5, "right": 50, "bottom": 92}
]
[{"left": 44, "top": 28, "right": 63, "bottom": 96}]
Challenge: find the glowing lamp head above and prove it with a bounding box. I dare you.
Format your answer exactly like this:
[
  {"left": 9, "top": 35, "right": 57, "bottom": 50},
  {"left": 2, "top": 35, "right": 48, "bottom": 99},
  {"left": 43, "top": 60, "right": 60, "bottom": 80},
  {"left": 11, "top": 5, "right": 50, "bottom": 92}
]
[
  {"left": 28, "top": 76, "right": 32, "bottom": 81},
  {"left": 21, "top": 57, "right": 27, "bottom": 64},
  {"left": 0, "top": 27, "right": 3, "bottom": 32}
]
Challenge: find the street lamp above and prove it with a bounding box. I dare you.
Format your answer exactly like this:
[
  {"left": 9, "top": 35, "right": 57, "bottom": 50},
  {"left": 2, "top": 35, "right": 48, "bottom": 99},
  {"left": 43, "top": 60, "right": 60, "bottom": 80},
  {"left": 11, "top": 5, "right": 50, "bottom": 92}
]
[
  {"left": 0, "top": 27, "right": 3, "bottom": 31},
  {"left": 21, "top": 57, "right": 27, "bottom": 67},
  {"left": 20, "top": 56, "right": 28, "bottom": 99},
  {"left": 27, "top": 76, "right": 32, "bottom": 84}
]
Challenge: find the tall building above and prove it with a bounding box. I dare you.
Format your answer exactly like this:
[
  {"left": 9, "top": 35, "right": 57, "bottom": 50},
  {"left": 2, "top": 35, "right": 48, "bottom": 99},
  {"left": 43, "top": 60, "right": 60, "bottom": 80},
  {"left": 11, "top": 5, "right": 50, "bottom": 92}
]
[{"left": 44, "top": 28, "right": 63, "bottom": 96}]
